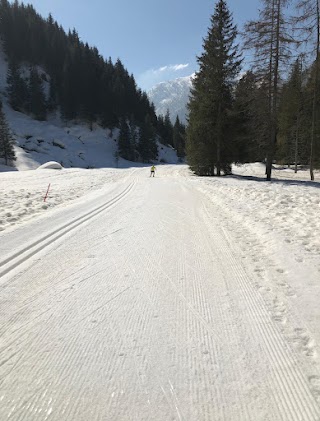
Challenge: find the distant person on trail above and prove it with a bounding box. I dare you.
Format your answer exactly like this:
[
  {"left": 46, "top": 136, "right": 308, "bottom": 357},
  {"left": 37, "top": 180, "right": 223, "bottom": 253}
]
[{"left": 150, "top": 165, "right": 156, "bottom": 177}]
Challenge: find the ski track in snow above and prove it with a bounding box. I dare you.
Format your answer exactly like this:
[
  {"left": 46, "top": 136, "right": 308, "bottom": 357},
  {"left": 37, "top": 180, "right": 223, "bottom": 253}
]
[
  {"left": 0, "top": 168, "right": 134, "bottom": 233},
  {"left": 0, "top": 165, "right": 320, "bottom": 420}
]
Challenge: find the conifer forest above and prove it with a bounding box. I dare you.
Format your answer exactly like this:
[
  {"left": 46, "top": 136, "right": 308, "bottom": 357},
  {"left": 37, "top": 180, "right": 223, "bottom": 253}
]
[
  {"left": 187, "top": 0, "right": 320, "bottom": 180},
  {"left": 0, "top": 0, "right": 185, "bottom": 164}
]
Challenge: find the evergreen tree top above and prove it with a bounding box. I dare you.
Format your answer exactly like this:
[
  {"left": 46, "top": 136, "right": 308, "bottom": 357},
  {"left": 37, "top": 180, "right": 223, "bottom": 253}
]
[{"left": 197, "top": 0, "right": 242, "bottom": 85}]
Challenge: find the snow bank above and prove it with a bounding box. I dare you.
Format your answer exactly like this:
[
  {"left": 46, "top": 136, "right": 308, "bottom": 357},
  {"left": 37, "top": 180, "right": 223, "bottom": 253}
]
[
  {"left": 37, "top": 161, "right": 63, "bottom": 170},
  {"left": 0, "top": 167, "right": 136, "bottom": 232},
  {"left": 193, "top": 164, "right": 320, "bottom": 255},
  {"left": 197, "top": 163, "right": 320, "bottom": 276}
]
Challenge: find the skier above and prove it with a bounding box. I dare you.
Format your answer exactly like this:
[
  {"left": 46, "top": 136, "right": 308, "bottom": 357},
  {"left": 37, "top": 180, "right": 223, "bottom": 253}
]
[{"left": 150, "top": 165, "right": 156, "bottom": 177}]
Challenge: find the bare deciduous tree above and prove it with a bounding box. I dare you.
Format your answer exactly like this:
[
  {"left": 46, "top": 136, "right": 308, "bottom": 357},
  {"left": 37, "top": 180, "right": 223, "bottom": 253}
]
[{"left": 244, "top": 0, "right": 294, "bottom": 180}]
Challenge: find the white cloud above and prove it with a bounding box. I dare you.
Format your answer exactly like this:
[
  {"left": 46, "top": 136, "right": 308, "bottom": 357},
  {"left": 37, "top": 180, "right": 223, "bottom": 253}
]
[
  {"left": 172, "top": 64, "right": 189, "bottom": 71},
  {"left": 137, "top": 64, "right": 190, "bottom": 91},
  {"left": 158, "top": 64, "right": 189, "bottom": 73}
]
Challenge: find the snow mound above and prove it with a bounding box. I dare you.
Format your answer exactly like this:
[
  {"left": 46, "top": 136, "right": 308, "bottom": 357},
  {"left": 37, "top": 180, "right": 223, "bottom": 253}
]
[{"left": 37, "top": 161, "right": 63, "bottom": 170}]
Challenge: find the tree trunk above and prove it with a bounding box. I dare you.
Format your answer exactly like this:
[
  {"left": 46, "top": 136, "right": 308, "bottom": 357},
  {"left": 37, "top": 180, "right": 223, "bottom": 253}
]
[
  {"left": 310, "top": 0, "right": 320, "bottom": 181},
  {"left": 216, "top": 101, "right": 222, "bottom": 176},
  {"left": 295, "top": 117, "right": 299, "bottom": 173},
  {"left": 266, "top": 0, "right": 278, "bottom": 181},
  {"left": 295, "top": 57, "right": 303, "bottom": 174}
]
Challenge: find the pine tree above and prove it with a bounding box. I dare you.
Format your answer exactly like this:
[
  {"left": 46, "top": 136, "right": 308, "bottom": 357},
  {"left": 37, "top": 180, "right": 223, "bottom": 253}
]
[
  {"left": 187, "top": 0, "right": 241, "bottom": 176},
  {"left": 47, "top": 76, "right": 57, "bottom": 112},
  {"left": 28, "top": 67, "right": 47, "bottom": 120},
  {"left": 138, "top": 115, "right": 158, "bottom": 162},
  {"left": 0, "top": 0, "right": 158, "bottom": 132},
  {"left": 157, "top": 115, "right": 166, "bottom": 145},
  {"left": 173, "top": 116, "right": 186, "bottom": 159},
  {"left": 164, "top": 109, "right": 173, "bottom": 146},
  {"left": 129, "top": 118, "right": 138, "bottom": 162},
  {"left": 7, "top": 61, "right": 28, "bottom": 111},
  {"left": 0, "top": 101, "right": 16, "bottom": 166},
  {"left": 118, "top": 117, "right": 135, "bottom": 161}
]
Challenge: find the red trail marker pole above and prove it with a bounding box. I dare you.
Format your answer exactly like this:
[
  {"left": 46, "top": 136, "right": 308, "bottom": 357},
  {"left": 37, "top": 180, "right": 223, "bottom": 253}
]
[{"left": 44, "top": 183, "right": 51, "bottom": 202}]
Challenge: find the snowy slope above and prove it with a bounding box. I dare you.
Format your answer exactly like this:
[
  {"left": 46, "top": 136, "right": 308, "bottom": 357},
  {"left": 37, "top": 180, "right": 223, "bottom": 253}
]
[
  {"left": 0, "top": 45, "right": 179, "bottom": 171},
  {"left": 0, "top": 165, "right": 320, "bottom": 420},
  {"left": 148, "top": 75, "right": 193, "bottom": 124},
  {"left": 2, "top": 102, "right": 121, "bottom": 170},
  {"left": 1, "top": 102, "right": 179, "bottom": 171}
]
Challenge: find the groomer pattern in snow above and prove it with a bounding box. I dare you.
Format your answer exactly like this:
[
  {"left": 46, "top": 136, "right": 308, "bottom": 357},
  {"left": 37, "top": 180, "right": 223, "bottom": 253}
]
[{"left": 0, "top": 164, "right": 320, "bottom": 420}]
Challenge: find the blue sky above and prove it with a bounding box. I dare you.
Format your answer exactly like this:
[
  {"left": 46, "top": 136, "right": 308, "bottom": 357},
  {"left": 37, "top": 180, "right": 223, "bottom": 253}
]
[{"left": 17, "top": 0, "right": 260, "bottom": 90}]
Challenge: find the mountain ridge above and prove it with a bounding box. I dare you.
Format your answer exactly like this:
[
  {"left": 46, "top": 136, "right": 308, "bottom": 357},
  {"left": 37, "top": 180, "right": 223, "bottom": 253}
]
[{"left": 148, "top": 75, "right": 193, "bottom": 124}]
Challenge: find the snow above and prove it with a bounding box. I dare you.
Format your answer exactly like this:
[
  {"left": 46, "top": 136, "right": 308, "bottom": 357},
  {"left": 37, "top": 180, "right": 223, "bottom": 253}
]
[
  {"left": 2, "top": 40, "right": 320, "bottom": 421},
  {"left": 0, "top": 164, "right": 320, "bottom": 420},
  {"left": 0, "top": 102, "right": 179, "bottom": 171},
  {"left": 0, "top": 166, "right": 135, "bottom": 232},
  {"left": 37, "top": 161, "right": 63, "bottom": 170}
]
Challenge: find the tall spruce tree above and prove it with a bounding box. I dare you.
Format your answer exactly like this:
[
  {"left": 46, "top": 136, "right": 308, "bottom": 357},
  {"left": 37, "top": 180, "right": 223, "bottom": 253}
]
[
  {"left": 164, "top": 109, "right": 173, "bottom": 146},
  {"left": 118, "top": 117, "right": 135, "bottom": 161},
  {"left": 157, "top": 115, "right": 166, "bottom": 145},
  {"left": 173, "top": 116, "right": 186, "bottom": 159},
  {"left": 129, "top": 118, "right": 138, "bottom": 162},
  {"left": 7, "top": 61, "right": 28, "bottom": 112},
  {"left": 0, "top": 101, "right": 16, "bottom": 166},
  {"left": 187, "top": 0, "right": 241, "bottom": 176},
  {"left": 138, "top": 115, "right": 158, "bottom": 162},
  {"left": 28, "top": 67, "right": 47, "bottom": 120}
]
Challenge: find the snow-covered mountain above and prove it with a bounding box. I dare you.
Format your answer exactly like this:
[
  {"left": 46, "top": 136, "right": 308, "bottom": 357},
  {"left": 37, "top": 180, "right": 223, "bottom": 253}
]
[{"left": 148, "top": 75, "right": 193, "bottom": 124}]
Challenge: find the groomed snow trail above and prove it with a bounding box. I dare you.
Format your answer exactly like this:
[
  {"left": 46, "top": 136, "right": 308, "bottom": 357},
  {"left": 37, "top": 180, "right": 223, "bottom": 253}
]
[{"left": 0, "top": 167, "right": 320, "bottom": 421}]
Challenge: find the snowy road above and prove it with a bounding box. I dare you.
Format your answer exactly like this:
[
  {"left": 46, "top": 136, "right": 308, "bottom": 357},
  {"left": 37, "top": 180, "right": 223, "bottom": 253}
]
[{"left": 1, "top": 166, "right": 320, "bottom": 420}]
